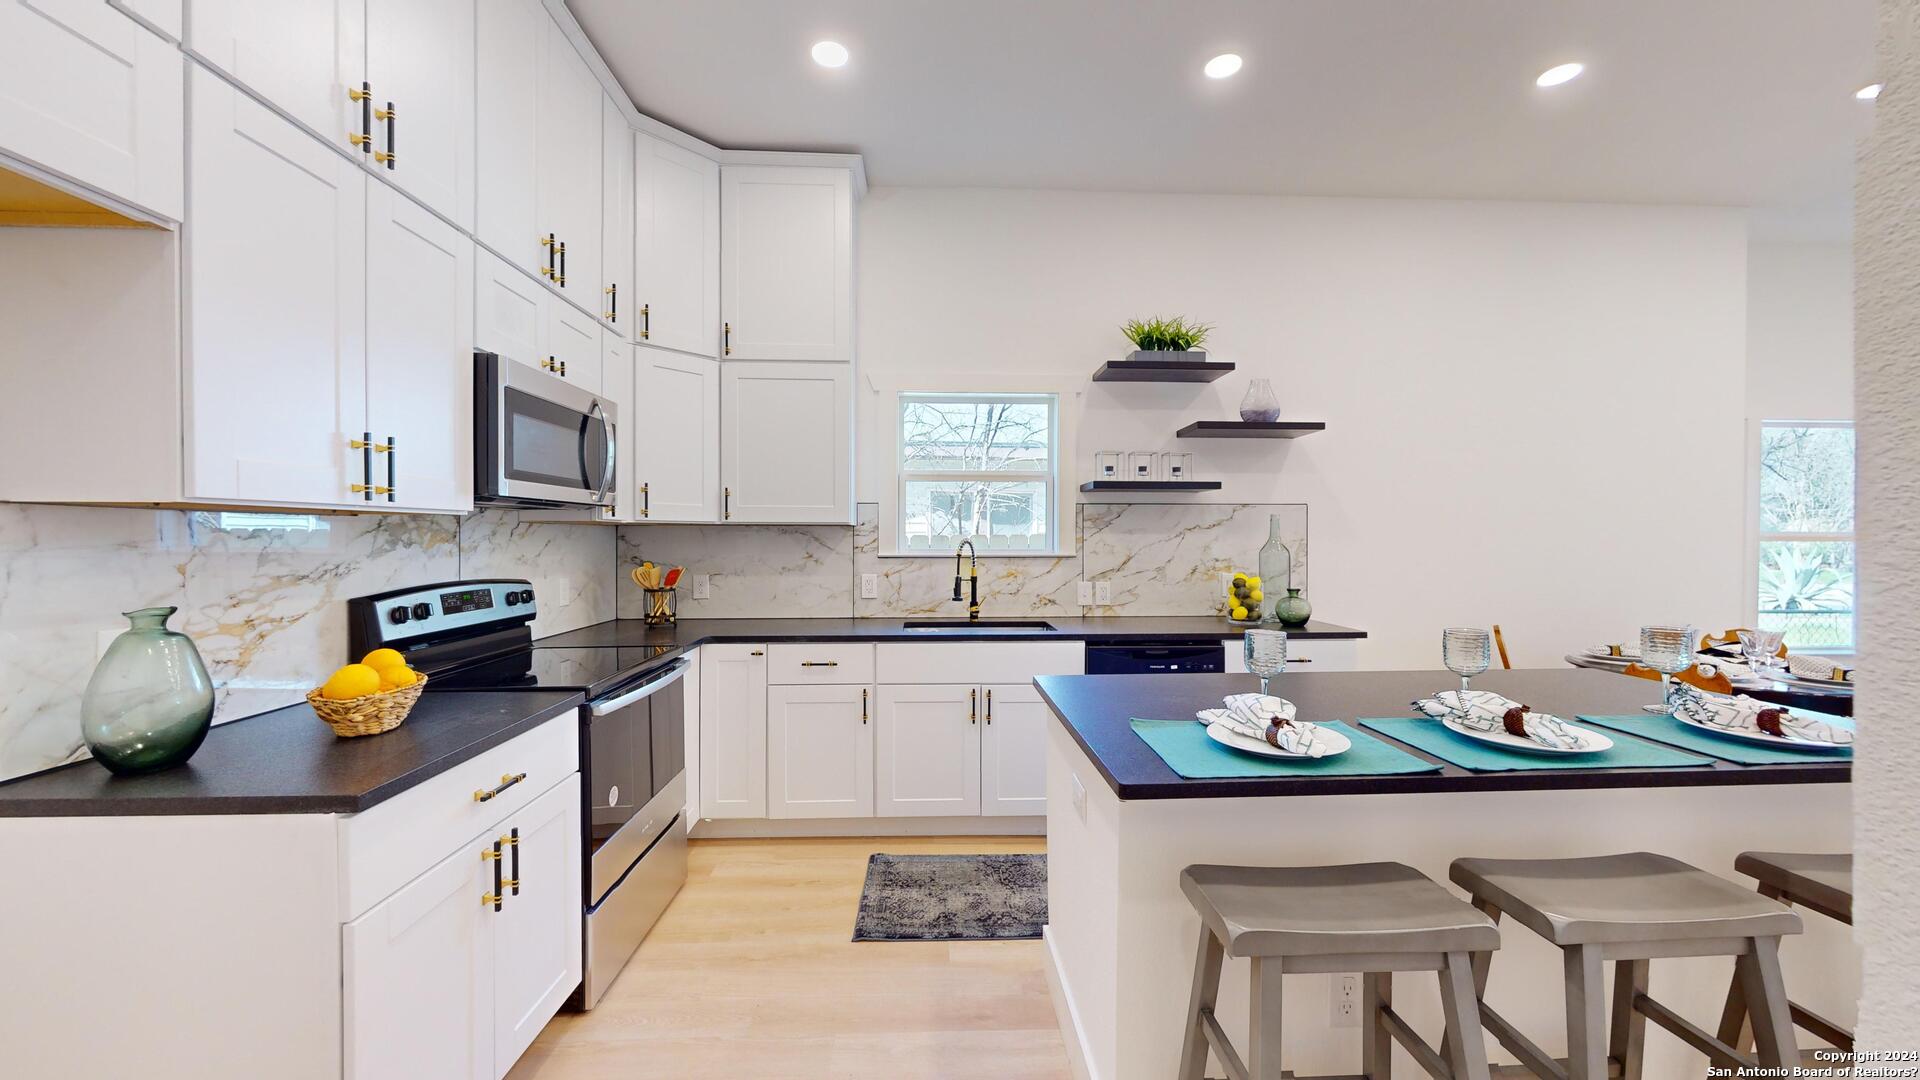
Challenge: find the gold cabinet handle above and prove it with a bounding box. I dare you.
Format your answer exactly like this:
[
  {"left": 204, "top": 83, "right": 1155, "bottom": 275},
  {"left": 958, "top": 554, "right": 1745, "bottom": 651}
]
[
  {"left": 639, "top": 303, "right": 649, "bottom": 340},
  {"left": 861, "top": 687, "right": 868, "bottom": 724},
  {"left": 484, "top": 836, "right": 504, "bottom": 911},
  {"left": 749, "top": 650, "right": 764, "bottom": 656},
  {"left": 724, "top": 487, "right": 731, "bottom": 520},
  {"left": 970, "top": 688, "right": 977, "bottom": 724},
  {"left": 374, "top": 105, "right": 395, "bottom": 121},
  {"left": 723, "top": 321, "right": 731, "bottom": 356},
  {"left": 800, "top": 660, "right": 839, "bottom": 667},
  {"left": 986, "top": 689, "right": 992, "bottom": 724},
  {"left": 473, "top": 772, "right": 527, "bottom": 803}
]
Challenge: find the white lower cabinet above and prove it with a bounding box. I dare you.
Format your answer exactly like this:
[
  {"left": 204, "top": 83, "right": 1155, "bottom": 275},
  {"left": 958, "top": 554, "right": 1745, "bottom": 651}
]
[
  {"left": 980, "top": 682, "right": 1050, "bottom": 815},
  {"left": 1221, "top": 637, "right": 1359, "bottom": 673},
  {"left": 346, "top": 772, "right": 581, "bottom": 1080},
  {"left": 874, "top": 684, "right": 981, "bottom": 817},
  {"left": 699, "top": 644, "right": 768, "bottom": 819},
  {"left": 766, "top": 683, "right": 873, "bottom": 819}
]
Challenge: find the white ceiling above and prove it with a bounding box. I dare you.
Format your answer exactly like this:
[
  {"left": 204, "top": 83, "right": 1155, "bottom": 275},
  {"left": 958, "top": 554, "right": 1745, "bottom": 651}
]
[{"left": 568, "top": 0, "right": 1874, "bottom": 231}]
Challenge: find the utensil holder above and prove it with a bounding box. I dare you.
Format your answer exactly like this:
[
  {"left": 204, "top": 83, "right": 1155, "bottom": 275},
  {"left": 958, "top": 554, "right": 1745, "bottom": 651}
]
[{"left": 644, "top": 587, "right": 677, "bottom": 625}]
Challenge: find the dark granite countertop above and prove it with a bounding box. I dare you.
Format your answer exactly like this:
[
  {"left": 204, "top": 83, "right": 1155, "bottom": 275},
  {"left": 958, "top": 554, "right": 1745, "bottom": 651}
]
[
  {"left": 0, "top": 690, "right": 583, "bottom": 817},
  {"left": 1035, "top": 669, "right": 1852, "bottom": 800},
  {"left": 534, "top": 615, "right": 1366, "bottom": 650}
]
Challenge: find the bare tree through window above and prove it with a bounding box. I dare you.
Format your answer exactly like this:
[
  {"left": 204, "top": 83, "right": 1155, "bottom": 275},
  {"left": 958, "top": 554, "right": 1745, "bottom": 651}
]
[{"left": 899, "top": 394, "right": 1057, "bottom": 552}]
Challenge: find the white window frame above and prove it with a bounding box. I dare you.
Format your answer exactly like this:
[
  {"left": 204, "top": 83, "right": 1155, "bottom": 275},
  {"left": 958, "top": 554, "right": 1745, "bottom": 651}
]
[
  {"left": 1745, "top": 417, "right": 1856, "bottom": 654},
  {"left": 889, "top": 390, "right": 1065, "bottom": 557}
]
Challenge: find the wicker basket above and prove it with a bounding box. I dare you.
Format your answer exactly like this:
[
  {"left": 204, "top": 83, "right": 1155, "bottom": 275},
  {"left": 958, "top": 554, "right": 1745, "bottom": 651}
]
[{"left": 307, "top": 674, "right": 429, "bottom": 737}]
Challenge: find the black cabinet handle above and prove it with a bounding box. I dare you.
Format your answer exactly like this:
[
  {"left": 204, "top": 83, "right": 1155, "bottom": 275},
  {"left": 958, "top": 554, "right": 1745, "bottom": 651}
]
[
  {"left": 374, "top": 101, "right": 395, "bottom": 168},
  {"left": 986, "top": 689, "right": 993, "bottom": 724},
  {"left": 862, "top": 688, "right": 868, "bottom": 724},
  {"left": 723, "top": 321, "right": 731, "bottom": 356},
  {"left": 640, "top": 303, "right": 650, "bottom": 340},
  {"left": 640, "top": 482, "right": 649, "bottom": 518},
  {"left": 542, "top": 233, "right": 556, "bottom": 281},
  {"left": 484, "top": 838, "right": 503, "bottom": 911},
  {"left": 724, "top": 486, "right": 731, "bottom": 520},
  {"left": 349, "top": 83, "right": 372, "bottom": 153},
  {"left": 473, "top": 772, "right": 527, "bottom": 802},
  {"left": 507, "top": 827, "right": 520, "bottom": 896},
  {"left": 356, "top": 430, "right": 373, "bottom": 501},
  {"left": 605, "top": 283, "right": 617, "bottom": 323},
  {"left": 557, "top": 241, "right": 566, "bottom": 287},
  {"left": 385, "top": 435, "right": 396, "bottom": 502}
]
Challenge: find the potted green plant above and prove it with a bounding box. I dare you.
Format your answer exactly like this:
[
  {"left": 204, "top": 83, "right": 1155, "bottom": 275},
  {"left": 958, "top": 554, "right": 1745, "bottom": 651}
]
[{"left": 1120, "top": 316, "right": 1212, "bottom": 364}]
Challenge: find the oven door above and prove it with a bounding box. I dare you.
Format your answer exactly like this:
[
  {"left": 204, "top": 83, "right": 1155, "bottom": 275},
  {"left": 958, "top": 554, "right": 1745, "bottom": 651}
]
[
  {"left": 583, "top": 658, "right": 688, "bottom": 904},
  {"left": 476, "top": 351, "right": 616, "bottom": 507}
]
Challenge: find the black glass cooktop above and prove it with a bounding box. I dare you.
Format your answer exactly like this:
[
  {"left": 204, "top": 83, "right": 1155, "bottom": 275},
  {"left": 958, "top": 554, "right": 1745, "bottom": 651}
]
[{"left": 426, "top": 645, "right": 677, "bottom": 699}]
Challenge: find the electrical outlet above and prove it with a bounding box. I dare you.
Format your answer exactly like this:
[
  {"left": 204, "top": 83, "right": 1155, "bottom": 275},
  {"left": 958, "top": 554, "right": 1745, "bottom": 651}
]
[
  {"left": 1077, "top": 580, "right": 1093, "bottom": 606},
  {"left": 1070, "top": 773, "right": 1088, "bottom": 823},
  {"left": 860, "top": 573, "right": 878, "bottom": 600},
  {"left": 1094, "top": 580, "right": 1113, "bottom": 605},
  {"left": 691, "top": 573, "right": 711, "bottom": 600},
  {"left": 1330, "top": 974, "right": 1360, "bottom": 1028}
]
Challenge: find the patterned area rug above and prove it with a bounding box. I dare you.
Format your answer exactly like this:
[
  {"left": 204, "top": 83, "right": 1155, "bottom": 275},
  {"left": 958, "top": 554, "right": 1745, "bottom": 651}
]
[{"left": 852, "top": 853, "right": 1048, "bottom": 941}]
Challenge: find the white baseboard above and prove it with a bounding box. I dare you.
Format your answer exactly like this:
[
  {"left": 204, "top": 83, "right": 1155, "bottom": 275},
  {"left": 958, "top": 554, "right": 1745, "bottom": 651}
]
[
  {"left": 690, "top": 815, "right": 1045, "bottom": 839},
  {"left": 1043, "top": 924, "right": 1097, "bottom": 1080}
]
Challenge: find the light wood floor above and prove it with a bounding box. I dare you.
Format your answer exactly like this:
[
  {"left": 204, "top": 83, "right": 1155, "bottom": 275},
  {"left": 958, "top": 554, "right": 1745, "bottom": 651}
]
[{"left": 507, "top": 835, "right": 1071, "bottom": 1080}]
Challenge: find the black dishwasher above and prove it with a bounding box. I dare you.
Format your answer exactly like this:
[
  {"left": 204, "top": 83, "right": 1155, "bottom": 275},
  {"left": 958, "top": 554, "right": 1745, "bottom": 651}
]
[{"left": 1084, "top": 640, "right": 1225, "bottom": 675}]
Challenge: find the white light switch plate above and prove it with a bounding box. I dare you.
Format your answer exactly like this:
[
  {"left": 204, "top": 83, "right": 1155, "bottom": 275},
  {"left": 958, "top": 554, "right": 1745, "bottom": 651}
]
[
  {"left": 860, "top": 573, "right": 878, "bottom": 599},
  {"left": 1077, "top": 581, "right": 1093, "bottom": 606},
  {"left": 691, "top": 573, "right": 711, "bottom": 600},
  {"left": 1094, "top": 580, "right": 1113, "bottom": 605}
]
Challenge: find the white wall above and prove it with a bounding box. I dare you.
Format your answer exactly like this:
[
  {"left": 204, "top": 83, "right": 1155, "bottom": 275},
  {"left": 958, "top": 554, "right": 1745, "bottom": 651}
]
[
  {"left": 1853, "top": 0, "right": 1919, "bottom": 1042},
  {"left": 1748, "top": 239, "right": 1855, "bottom": 421},
  {"left": 857, "top": 188, "right": 1751, "bottom": 668}
]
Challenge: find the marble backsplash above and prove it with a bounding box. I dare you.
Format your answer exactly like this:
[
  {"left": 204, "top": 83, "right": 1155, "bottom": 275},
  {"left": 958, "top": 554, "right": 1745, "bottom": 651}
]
[
  {"left": 0, "top": 506, "right": 613, "bottom": 783},
  {"left": 617, "top": 501, "right": 1308, "bottom": 621}
]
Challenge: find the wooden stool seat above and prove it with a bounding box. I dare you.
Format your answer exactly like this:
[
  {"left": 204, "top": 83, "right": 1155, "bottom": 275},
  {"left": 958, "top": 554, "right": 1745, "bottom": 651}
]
[
  {"left": 1183, "top": 862, "right": 1503, "bottom": 958},
  {"left": 1177, "top": 862, "right": 1499, "bottom": 1080},
  {"left": 1734, "top": 851, "right": 1853, "bottom": 922},
  {"left": 1449, "top": 851, "right": 1802, "bottom": 946},
  {"left": 1449, "top": 852, "right": 1803, "bottom": 1080},
  {"left": 1719, "top": 851, "right": 1854, "bottom": 1054}
]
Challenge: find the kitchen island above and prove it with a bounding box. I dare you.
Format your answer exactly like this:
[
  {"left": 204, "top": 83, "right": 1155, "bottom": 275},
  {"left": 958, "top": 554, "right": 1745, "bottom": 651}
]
[{"left": 1037, "top": 669, "right": 1852, "bottom": 1080}]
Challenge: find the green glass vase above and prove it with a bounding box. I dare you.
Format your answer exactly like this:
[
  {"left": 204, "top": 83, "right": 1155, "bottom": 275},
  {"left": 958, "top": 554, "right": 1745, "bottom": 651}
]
[
  {"left": 80, "top": 606, "right": 215, "bottom": 776},
  {"left": 1273, "top": 587, "right": 1313, "bottom": 627}
]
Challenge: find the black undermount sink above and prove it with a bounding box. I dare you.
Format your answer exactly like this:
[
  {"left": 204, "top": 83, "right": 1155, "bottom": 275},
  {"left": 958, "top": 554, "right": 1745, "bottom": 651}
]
[{"left": 900, "top": 619, "right": 1058, "bottom": 632}]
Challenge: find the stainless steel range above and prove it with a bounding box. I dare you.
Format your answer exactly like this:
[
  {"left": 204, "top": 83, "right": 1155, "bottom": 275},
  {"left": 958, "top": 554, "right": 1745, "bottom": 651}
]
[{"left": 347, "top": 579, "right": 686, "bottom": 1010}]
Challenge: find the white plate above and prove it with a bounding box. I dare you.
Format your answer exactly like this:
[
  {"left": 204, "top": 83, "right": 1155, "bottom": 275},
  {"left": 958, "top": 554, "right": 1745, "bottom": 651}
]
[
  {"left": 1671, "top": 712, "right": 1852, "bottom": 752},
  {"left": 1204, "top": 721, "right": 1350, "bottom": 759},
  {"left": 1439, "top": 715, "right": 1613, "bottom": 755}
]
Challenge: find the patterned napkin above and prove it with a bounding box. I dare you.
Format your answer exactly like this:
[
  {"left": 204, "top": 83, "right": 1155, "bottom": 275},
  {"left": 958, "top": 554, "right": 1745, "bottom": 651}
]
[
  {"left": 1667, "top": 684, "right": 1855, "bottom": 745},
  {"left": 1785, "top": 654, "right": 1854, "bottom": 683},
  {"left": 1197, "top": 694, "right": 1332, "bottom": 757},
  {"left": 1411, "top": 689, "right": 1595, "bottom": 750}
]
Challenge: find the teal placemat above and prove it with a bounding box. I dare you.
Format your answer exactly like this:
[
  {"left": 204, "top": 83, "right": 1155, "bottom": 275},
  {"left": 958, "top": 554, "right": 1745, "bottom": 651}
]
[
  {"left": 1577, "top": 714, "right": 1854, "bottom": 765},
  {"left": 1129, "top": 719, "right": 1441, "bottom": 779},
  {"left": 1360, "top": 717, "right": 1714, "bottom": 772}
]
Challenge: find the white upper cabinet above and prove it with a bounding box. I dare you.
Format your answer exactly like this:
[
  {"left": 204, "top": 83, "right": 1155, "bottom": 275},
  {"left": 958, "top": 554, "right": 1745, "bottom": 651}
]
[
  {"left": 475, "top": 0, "right": 541, "bottom": 273},
  {"left": 634, "top": 132, "right": 718, "bottom": 357},
  {"left": 600, "top": 329, "right": 631, "bottom": 522},
  {"left": 721, "top": 361, "right": 853, "bottom": 524},
  {"left": 366, "top": 183, "right": 473, "bottom": 513},
  {"left": 535, "top": 20, "right": 600, "bottom": 309},
  {"left": 0, "top": 0, "right": 183, "bottom": 222},
  {"left": 475, "top": 246, "right": 547, "bottom": 371},
  {"left": 184, "top": 66, "right": 368, "bottom": 509},
  {"left": 599, "top": 95, "right": 632, "bottom": 334},
  {"left": 634, "top": 348, "right": 720, "bottom": 522},
  {"left": 720, "top": 165, "right": 853, "bottom": 362},
  {"left": 364, "top": 0, "right": 476, "bottom": 227},
  {"left": 544, "top": 297, "right": 602, "bottom": 392},
  {"left": 188, "top": 0, "right": 361, "bottom": 159}
]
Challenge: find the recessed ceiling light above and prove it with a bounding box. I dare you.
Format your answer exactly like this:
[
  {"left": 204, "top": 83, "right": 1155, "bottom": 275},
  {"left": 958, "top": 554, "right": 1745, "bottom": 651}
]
[
  {"left": 1535, "top": 62, "right": 1584, "bottom": 88},
  {"left": 1857, "top": 82, "right": 1883, "bottom": 100},
  {"left": 811, "top": 40, "right": 849, "bottom": 68},
  {"left": 1204, "top": 53, "right": 1243, "bottom": 80}
]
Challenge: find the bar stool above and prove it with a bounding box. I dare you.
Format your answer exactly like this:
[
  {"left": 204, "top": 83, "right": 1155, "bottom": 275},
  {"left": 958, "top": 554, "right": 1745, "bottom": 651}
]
[
  {"left": 1717, "top": 851, "right": 1853, "bottom": 1054},
  {"left": 1448, "top": 852, "right": 1803, "bottom": 1080},
  {"left": 1177, "top": 862, "right": 1500, "bottom": 1080}
]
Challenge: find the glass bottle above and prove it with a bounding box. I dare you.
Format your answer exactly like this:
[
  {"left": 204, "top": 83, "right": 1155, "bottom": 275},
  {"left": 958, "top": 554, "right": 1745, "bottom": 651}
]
[
  {"left": 1256, "top": 516, "right": 1293, "bottom": 622},
  {"left": 1239, "top": 378, "right": 1281, "bottom": 422},
  {"left": 80, "top": 606, "right": 216, "bottom": 776}
]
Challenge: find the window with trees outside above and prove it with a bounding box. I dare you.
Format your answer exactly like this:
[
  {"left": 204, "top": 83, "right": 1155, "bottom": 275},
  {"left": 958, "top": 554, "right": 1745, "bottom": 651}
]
[
  {"left": 898, "top": 393, "right": 1058, "bottom": 553},
  {"left": 1757, "top": 422, "right": 1855, "bottom": 652}
]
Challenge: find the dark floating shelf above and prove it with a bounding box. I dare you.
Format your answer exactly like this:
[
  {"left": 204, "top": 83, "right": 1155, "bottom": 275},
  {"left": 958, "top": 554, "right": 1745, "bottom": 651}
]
[
  {"left": 1176, "top": 420, "right": 1327, "bottom": 439},
  {"left": 1091, "top": 358, "right": 1236, "bottom": 383},
  {"left": 1079, "top": 480, "right": 1224, "bottom": 493}
]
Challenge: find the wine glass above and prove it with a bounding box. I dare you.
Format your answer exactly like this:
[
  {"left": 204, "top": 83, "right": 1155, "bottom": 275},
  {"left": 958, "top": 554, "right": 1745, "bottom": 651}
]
[
  {"left": 1737, "top": 628, "right": 1786, "bottom": 679},
  {"left": 1244, "top": 629, "right": 1288, "bottom": 698},
  {"left": 1441, "top": 628, "right": 1491, "bottom": 698},
  {"left": 1640, "top": 624, "right": 1697, "bottom": 713}
]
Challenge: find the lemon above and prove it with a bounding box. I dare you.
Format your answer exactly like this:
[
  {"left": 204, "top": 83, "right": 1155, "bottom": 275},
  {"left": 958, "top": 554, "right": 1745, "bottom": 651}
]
[
  {"left": 320, "top": 664, "right": 383, "bottom": 701},
  {"left": 1230, "top": 605, "right": 1249, "bottom": 621},
  {"left": 379, "top": 665, "right": 419, "bottom": 691},
  {"left": 1247, "top": 576, "right": 1261, "bottom": 587},
  {"left": 1249, "top": 589, "right": 1264, "bottom": 602},
  {"left": 361, "top": 648, "right": 408, "bottom": 673}
]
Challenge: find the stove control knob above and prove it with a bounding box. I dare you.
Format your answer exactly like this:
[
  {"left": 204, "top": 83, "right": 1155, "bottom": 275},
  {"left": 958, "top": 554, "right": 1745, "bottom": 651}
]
[
  {"left": 387, "top": 606, "right": 410, "bottom": 625},
  {"left": 519, "top": 589, "right": 535, "bottom": 604},
  {"left": 411, "top": 602, "right": 433, "bottom": 620},
  {"left": 504, "top": 592, "right": 522, "bottom": 606}
]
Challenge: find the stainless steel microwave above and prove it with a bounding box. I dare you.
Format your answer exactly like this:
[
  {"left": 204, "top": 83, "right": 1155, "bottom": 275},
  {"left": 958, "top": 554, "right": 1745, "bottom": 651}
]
[{"left": 474, "top": 350, "right": 617, "bottom": 508}]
